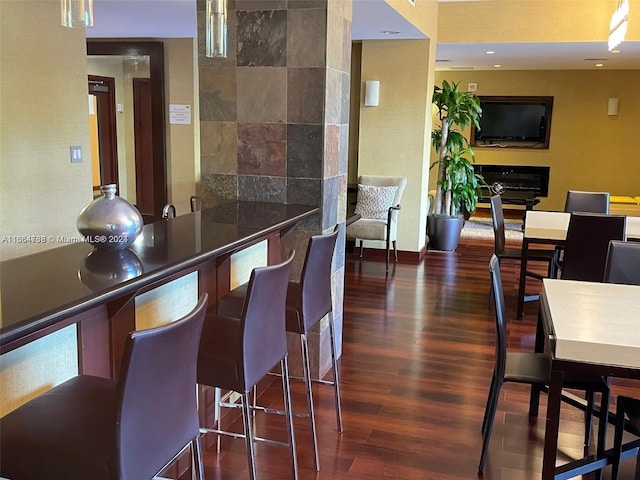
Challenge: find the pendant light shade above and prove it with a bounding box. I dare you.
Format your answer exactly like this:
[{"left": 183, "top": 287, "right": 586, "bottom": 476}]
[
  {"left": 206, "top": 0, "right": 228, "bottom": 58},
  {"left": 60, "top": 0, "right": 94, "bottom": 28},
  {"left": 205, "top": 0, "right": 227, "bottom": 58}
]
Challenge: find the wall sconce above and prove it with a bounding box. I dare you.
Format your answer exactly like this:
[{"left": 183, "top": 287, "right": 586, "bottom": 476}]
[
  {"left": 60, "top": 0, "right": 94, "bottom": 28},
  {"left": 206, "top": 0, "right": 228, "bottom": 58},
  {"left": 364, "top": 80, "right": 380, "bottom": 107},
  {"left": 608, "top": 97, "right": 620, "bottom": 116}
]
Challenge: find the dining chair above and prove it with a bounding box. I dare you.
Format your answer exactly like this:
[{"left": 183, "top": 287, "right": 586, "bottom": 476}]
[
  {"left": 564, "top": 190, "right": 610, "bottom": 214},
  {"left": 560, "top": 212, "right": 626, "bottom": 282},
  {"left": 554, "top": 190, "right": 612, "bottom": 267},
  {"left": 214, "top": 227, "right": 342, "bottom": 472},
  {"left": 346, "top": 175, "right": 407, "bottom": 271},
  {"left": 489, "top": 195, "right": 556, "bottom": 304},
  {"left": 603, "top": 240, "right": 640, "bottom": 285},
  {"left": 479, "top": 255, "right": 609, "bottom": 473},
  {"left": 0, "top": 294, "right": 209, "bottom": 480},
  {"left": 604, "top": 241, "right": 640, "bottom": 479},
  {"left": 197, "top": 254, "right": 298, "bottom": 480},
  {"left": 611, "top": 396, "right": 640, "bottom": 480}
]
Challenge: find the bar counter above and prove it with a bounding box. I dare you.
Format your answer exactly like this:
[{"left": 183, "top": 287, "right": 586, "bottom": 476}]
[{"left": 0, "top": 202, "right": 318, "bottom": 360}]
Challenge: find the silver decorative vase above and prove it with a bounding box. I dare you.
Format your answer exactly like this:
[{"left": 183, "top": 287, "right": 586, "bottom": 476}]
[{"left": 77, "top": 184, "right": 143, "bottom": 250}]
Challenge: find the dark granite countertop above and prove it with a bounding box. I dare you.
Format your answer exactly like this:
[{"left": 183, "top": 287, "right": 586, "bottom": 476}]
[{"left": 0, "top": 202, "right": 318, "bottom": 349}]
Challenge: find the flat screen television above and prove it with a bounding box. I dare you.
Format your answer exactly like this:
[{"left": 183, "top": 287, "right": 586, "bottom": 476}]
[{"left": 470, "top": 96, "right": 553, "bottom": 149}]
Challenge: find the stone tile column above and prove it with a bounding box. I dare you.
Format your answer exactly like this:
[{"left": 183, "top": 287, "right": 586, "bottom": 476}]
[{"left": 197, "top": 0, "right": 351, "bottom": 377}]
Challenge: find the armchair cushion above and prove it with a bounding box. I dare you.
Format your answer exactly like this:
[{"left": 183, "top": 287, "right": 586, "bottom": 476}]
[{"left": 354, "top": 184, "right": 398, "bottom": 220}]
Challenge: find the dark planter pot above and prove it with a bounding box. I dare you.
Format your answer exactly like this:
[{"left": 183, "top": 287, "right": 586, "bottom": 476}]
[{"left": 427, "top": 214, "right": 465, "bottom": 251}]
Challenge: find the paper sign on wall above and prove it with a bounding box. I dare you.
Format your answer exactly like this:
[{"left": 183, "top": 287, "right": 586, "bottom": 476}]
[{"left": 169, "top": 104, "right": 191, "bottom": 125}]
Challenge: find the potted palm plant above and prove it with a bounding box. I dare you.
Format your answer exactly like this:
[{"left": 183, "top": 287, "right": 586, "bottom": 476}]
[{"left": 428, "top": 80, "right": 484, "bottom": 251}]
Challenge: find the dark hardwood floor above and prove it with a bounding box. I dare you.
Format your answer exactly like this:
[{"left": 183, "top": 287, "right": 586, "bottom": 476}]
[{"left": 192, "top": 238, "right": 640, "bottom": 480}]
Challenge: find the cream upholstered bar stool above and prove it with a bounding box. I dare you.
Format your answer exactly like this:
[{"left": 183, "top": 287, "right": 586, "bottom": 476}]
[{"left": 346, "top": 175, "right": 407, "bottom": 271}]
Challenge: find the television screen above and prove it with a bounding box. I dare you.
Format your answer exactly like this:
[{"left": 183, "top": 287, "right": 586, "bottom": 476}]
[{"left": 471, "top": 96, "right": 553, "bottom": 148}]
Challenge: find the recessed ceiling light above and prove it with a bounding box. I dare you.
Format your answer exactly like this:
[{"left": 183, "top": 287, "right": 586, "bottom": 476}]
[
  {"left": 595, "top": 63, "right": 604, "bottom": 67},
  {"left": 485, "top": 51, "right": 495, "bottom": 55},
  {"left": 493, "top": 64, "right": 502, "bottom": 68},
  {"left": 382, "top": 30, "right": 400, "bottom": 35}
]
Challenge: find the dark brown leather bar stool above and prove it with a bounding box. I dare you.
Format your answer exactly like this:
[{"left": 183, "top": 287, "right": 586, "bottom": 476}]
[
  {"left": 197, "top": 254, "right": 298, "bottom": 480},
  {"left": 478, "top": 256, "right": 609, "bottom": 473},
  {"left": 215, "top": 227, "right": 343, "bottom": 472},
  {"left": 0, "top": 294, "right": 208, "bottom": 480}
]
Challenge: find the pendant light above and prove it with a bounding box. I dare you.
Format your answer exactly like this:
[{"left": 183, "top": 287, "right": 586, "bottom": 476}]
[
  {"left": 205, "top": 0, "right": 228, "bottom": 58},
  {"left": 61, "top": 0, "right": 94, "bottom": 28}
]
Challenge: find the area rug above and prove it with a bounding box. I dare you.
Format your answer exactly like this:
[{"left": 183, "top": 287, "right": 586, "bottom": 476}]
[{"left": 460, "top": 217, "right": 523, "bottom": 241}]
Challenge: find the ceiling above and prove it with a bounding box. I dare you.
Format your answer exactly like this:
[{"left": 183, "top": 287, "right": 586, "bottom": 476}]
[{"left": 88, "top": 0, "right": 640, "bottom": 71}]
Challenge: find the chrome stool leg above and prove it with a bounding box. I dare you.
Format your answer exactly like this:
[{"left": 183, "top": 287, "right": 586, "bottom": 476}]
[
  {"left": 301, "top": 333, "right": 320, "bottom": 470},
  {"left": 281, "top": 356, "right": 299, "bottom": 480},
  {"left": 242, "top": 392, "right": 258, "bottom": 480},
  {"left": 328, "top": 311, "right": 344, "bottom": 433}
]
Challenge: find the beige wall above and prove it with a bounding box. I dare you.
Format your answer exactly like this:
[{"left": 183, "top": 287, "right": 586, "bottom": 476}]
[
  {"left": 387, "top": 0, "right": 439, "bottom": 39},
  {"left": 164, "top": 38, "right": 198, "bottom": 216},
  {"left": 1, "top": 21, "right": 199, "bottom": 261},
  {"left": 0, "top": 0, "right": 93, "bottom": 260},
  {"left": 438, "top": 0, "right": 640, "bottom": 43},
  {"left": 358, "top": 39, "right": 436, "bottom": 253},
  {"left": 431, "top": 69, "right": 640, "bottom": 211}
]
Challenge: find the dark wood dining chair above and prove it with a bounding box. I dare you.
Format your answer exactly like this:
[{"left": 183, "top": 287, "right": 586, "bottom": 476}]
[
  {"left": 489, "top": 195, "right": 556, "bottom": 304},
  {"left": 554, "top": 190, "right": 612, "bottom": 267},
  {"left": 603, "top": 240, "right": 640, "bottom": 285},
  {"left": 560, "top": 213, "right": 626, "bottom": 282},
  {"left": 611, "top": 396, "right": 640, "bottom": 479},
  {"left": 478, "top": 255, "right": 609, "bottom": 473},
  {"left": 564, "top": 190, "right": 610, "bottom": 214},
  {"left": 0, "top": 295, "right": 208, "bottom": 480},
  {"left": 604, "top": 240, "right": 640, "bottom": 479},
  {"left": 197, "top": 254, "right": 298, "bottom": 480}
]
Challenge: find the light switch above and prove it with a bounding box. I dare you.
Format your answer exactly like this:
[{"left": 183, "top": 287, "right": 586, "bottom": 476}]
[{"left": 70, "top": 145, "right": 83, "bottom": 163}]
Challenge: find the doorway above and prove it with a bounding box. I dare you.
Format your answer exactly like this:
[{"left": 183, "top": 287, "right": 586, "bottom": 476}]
[
  {"left": 88, "top": 75, "right": 118, "bottom": 196},
  {"left": 86, "top": 41, "right": 167, "bottom": 222}
]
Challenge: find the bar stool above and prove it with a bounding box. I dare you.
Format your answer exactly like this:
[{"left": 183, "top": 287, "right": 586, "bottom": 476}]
[
  {"left": 215, "top": 227, "right": 343, "bottom": 472},
  {"left": 197, "top": 254, "right": 298, "bottom": 480},
  {"left": 0, "top": 295, "right": 209, "bottom": 480}
]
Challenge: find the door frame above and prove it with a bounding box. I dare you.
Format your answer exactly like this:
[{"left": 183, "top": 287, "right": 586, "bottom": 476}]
[{"left": 86, "top": 40, "right": 167, "bottom": 221}]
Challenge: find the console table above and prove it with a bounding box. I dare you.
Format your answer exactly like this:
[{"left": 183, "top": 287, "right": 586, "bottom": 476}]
[{"left": 477, "top": 190, "right": 541, "bottom": 211}]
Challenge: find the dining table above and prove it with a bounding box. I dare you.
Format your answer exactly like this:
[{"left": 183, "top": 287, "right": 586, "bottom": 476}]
[
  {"left": 516, "top": 211, "right": 640, "bottom": 319},
  {"left": 534, "top": 279, "right": 640, "bottom": 479}
]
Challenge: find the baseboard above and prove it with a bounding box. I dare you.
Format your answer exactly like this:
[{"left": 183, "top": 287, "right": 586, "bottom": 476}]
[{"left": 348, "top": 247, "right": 425, "bottom": 265}]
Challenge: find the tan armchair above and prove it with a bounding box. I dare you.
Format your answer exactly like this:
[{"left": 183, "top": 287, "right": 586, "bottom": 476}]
[{"left": 346, "top": 175, "right": 407, "bottom": 271}]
